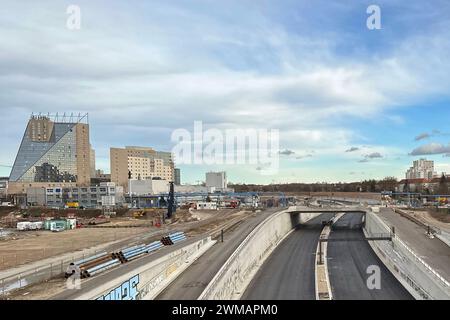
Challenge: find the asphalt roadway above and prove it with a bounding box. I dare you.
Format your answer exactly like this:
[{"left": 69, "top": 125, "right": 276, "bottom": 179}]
[
  {"left": 156, "top": 207, "right": 282, "bottom": 300},
  {"left": 241, "top": 213, "right": 334, "bottom": 300},
  {"left": 378, "top": 207, "right": 450, "bottom": 281},
  {"left": 327, "top": 213, "right": 413, "bottom": 300}
]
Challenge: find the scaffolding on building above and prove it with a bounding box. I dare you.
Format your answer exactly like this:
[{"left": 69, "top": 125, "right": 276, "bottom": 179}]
[{"left": 30, "top": 112, "right": 89, "bottom": 124}]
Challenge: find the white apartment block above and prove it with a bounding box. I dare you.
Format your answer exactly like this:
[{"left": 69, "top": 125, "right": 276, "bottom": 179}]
[
  {"left": 406, "top": 159, "right": 437, "bottom": 180},
  {"left": 111, "top": 146, "right": 174, "bottom": 191}
]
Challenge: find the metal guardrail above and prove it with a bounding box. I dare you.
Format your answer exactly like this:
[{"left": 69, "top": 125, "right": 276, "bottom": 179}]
[
  {"left": 394, "top": 236, "right": 449, "bottom": 288},
  {"left": 1, "top": 255, "right": 79, "bottom": 297},
  {"left": 207, "top": 214, "right": 247, "bottom": 239},
  {"left": 369, "top": 213, "right": 449, "bottom": 289}
]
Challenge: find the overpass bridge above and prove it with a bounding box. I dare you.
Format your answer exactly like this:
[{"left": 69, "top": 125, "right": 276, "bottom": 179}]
[{"left": 285, "top": 205, "right": 367, "bottom": 214}]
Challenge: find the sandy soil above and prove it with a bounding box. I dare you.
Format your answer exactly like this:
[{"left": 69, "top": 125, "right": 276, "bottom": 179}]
[
  {"left": 0, "top": 225, "right": 149, "bottom": 270},
  {"left": 0, "top": 208, "right": 237, "bottom": 271},
  {"left": 402, "top": 209, "right": 450, "bottom": 232},
  {"left": 2, "top": 209, "right": 250, "bottom": 300}
]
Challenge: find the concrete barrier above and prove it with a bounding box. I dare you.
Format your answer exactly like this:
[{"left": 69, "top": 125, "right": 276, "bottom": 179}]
[
  {"left": 199, "top": 208, "right": 321, "bottom": 300},
  {"left": 76, "top": 237, "right": 215, "bottom": 300},
  {"left": 364, "top": 212, "right": 450, "bottom": 300},
  {"left": 315, "top": 225, "right": 332, "bottom": 300}
]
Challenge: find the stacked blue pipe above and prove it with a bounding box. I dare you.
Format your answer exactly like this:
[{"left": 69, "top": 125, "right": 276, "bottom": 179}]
[
  {"left": 120, "top": 244, "right": 146, "bottom": 255},
  {"left": 145, "top": 241, "right": 163, "bottom": 253},
  {"left": 168, "top": 232, "right": 187, "bottom": 244},
  {"left": 85, "top": 259, "right": 120, "bottom": 277},
  {"left": 121, "top": 241, "right": 164, "bottom": 262},
  {"left": 74, "top": 252, "right": 108, "bottom": 266}
]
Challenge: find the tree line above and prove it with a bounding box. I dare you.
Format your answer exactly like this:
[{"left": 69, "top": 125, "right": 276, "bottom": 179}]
[{"left": 231, "top": 175, "right": 449, "bottom": 195}]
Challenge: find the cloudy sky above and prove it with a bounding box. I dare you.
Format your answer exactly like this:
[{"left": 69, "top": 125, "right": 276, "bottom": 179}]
[{"left": 1, "top": 0, "right": 450, "bottom": 184}]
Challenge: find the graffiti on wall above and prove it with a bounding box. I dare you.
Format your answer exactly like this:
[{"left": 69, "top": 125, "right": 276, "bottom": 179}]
[{"left": 96, "top": 274, "right": 140, "bottom": 300}]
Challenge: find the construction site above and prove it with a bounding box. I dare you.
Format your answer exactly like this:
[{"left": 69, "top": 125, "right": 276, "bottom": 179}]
[
  {"left": 0, "top": 205, "right": 251, "bottom": 269},
  {"left": 0, "top": 194, "right": 273, "bottom": 300}
]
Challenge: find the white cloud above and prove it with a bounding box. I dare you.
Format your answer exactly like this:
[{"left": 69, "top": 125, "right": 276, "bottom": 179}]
[
  {"left": 1, "top": 1, "right": 450, "bottom": 181},
  {"left": 410, "top": 143, "right": 450, "bottom": 156}
]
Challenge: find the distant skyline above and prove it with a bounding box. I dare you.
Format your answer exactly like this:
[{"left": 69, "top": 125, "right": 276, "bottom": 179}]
[{"left": 1, "top": 1, "right": 450, "bottom": 184}]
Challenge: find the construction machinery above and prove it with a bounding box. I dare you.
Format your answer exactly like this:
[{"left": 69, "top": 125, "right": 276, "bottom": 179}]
[
  {"left": 65, "top": 202, "right": 79, "bottom": 209},
  {"left": 132, "top": 208, "right": 160, "bottom": 219}
]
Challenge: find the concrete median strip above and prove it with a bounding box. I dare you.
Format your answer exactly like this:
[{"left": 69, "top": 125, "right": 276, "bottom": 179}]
[
  {"left": 314, "top": 212, "right": 344, "bottom": 300},
  {"left": 315, "top": 226, "right": 332, "bottom": 300}
]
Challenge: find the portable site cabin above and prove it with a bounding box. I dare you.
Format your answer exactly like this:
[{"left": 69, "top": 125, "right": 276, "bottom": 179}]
[
  {"left": 17, "top": 222, "right": 31, "bottom": 231},
  {"left": 196, "top": 202, "right": 218, "bottom": 210},
  {"left": 44, "top": 219, "right": 67, "bottom": 231},
  {"left": 66, "top": 218, "right": 76, "bottom": 230},
  {"left": 28, "top": 221, "right": 43, "bottom": 230},
  {"left": 16, "top": 221, "right": 44, "bottom": 231},
  {"left": 50, "top": 220, "right": 66, "bottom": 231}
]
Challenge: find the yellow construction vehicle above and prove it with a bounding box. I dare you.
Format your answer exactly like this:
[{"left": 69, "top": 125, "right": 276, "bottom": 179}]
[
  {"left": 132, "top": 208, "right": 159, "bottom": 219},
  {"left": 65, "top": 202, "right": 79, "bottom": 209}
]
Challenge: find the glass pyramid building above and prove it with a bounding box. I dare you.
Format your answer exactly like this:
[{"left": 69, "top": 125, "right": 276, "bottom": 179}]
[{"left": 9, "top": 114, "right": 91, "bottom": 187}]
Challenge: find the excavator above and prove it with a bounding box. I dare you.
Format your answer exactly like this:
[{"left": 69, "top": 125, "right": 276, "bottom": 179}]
[{"left": 132, "top": 208, "right": 159, "bottom": 219}]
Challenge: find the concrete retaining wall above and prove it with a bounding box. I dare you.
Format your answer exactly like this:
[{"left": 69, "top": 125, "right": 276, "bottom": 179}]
[
  {"left": 199, "top": 208, "right": 320, "bottom": 300},
  {"left": 77, "top": 237, "right": 215, "bottom": 300},
  {"left": 364, "top": 212, "right": 450, "bottom": 300}
]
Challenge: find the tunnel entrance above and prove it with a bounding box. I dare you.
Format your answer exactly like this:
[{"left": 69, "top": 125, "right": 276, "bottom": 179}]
[
  {"left": 317, "top": 212, "right": 393, "bottom": 265},
  {"left": 330, "top": 212, "right": 366, "bottom": 230}
]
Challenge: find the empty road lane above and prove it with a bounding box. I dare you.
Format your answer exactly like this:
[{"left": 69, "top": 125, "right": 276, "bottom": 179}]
[{"left": 242, "top": 213, "right": 334, "bottom": 300}]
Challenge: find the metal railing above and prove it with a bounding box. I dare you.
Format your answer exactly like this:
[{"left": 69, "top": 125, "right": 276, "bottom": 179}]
[
  {"left": 394, "top": 236, "right": 449, "bottom": 288},
  {"left": 368, "top": 212, "right": 449, "bottom": 289},
  {"left": 0, "top": 253, "right": 83, "bottom": 297}
]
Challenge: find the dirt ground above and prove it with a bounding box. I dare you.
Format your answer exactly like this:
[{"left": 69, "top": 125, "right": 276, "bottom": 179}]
[
  {"left": 6, "top": 277, "right": 68, "bottom": 300},
  {"left": 0, "top": 208, "right": 238, "bottom": 271},
  {"left": 1, "top": 208, "right": 250, "bottom": 300},
  {"left": 428, "top": 209, "right": 450, "bottom": 224},
  {"left": 402, "top": 209, "right": 450, "bottom": 232},
  {"left": 186, "top": 209, "right": 247, "bottom": 237},
  {"left": 288, "top": 192, "right": 381, "bottom": 200},
  {"left": 0, "top": 225, "right": 151, "bottom": 271}
]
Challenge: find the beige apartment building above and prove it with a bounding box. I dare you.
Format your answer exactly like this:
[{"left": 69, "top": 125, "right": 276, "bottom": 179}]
[
  {"left": 110, "top": 146, "right": 174, "bottom": 191},
  {"left": 8, "top": 114, "right": 91, "bottom": 194}
]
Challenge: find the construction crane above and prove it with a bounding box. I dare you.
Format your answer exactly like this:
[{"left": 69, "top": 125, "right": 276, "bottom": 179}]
[{"left": 167, "top": 181, "right": 176, "bottom": 219}]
